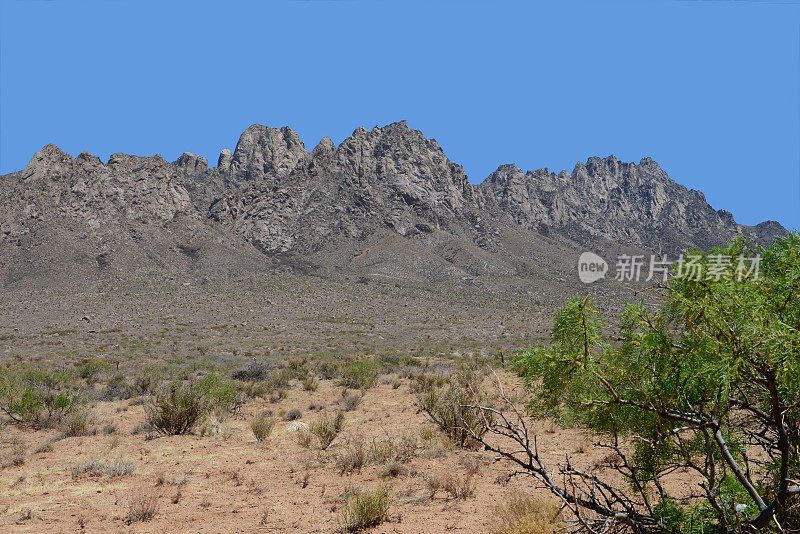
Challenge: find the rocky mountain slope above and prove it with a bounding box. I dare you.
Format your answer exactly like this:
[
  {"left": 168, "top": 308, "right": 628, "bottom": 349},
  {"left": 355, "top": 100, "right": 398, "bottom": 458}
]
[{"left": 0, "top": 121, "right": 786, "bottom": 287}]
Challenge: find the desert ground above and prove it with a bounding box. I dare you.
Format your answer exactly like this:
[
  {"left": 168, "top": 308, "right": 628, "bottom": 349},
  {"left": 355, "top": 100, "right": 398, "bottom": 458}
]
[{"left": 0, "top": 275, "right": 659, "bottom": 534}]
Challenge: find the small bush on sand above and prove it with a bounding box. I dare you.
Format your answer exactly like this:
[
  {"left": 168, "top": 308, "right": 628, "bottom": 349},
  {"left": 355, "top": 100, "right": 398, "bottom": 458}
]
[
  {"left": 59, "top": 408, "right": 94, "bottom": 437},
  {"left": 307, "top": 411, "right": 345, "bottom": 449},
  {"left": 335, "top": 438, "right": 366, "bottom": 474},
  {"left": 231, "top": 359, "right": 274, "bottom": 382},
  {"left": 1, "top": 442, "right": 25, "bottom": 469},
  {"left": 250, "top": 411, "right": 275, "bottom": 442},
  {"left": 489, "top": 494, "right": 562, "bottom": 534},
  {"left": 284, "top": 408, "right": 302, "bottom": 421},
  {"left": 144, "top": 380, "right": 209, "bottom": 435},
  {"left": 71, "top": 458, "right": 136, "bottom": 478},
  {"left": 126, "top": 489, "right": 159, "bottom": 524},
  {"left": 301, "top": 375, "right": 319, "bottom": 391},
  {"left": 339, "top": 391, "right": 362, "bottom": 411},
  {"left": 339, "top": 360, "right": 378, "bottom": 390},
  {"left": 340, "top": 485, "right": 390, "bottom": 532}
]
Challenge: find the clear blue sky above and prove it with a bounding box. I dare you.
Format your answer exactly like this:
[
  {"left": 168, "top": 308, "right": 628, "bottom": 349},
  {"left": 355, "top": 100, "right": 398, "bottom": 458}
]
[{"left": 1, "top": 0, "right": 798, "bottom": 229}]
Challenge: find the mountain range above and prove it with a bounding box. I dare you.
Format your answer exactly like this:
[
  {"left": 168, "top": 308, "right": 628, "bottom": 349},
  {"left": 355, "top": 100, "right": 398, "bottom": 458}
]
[{"left": 0, "top": 121, "right": 785, "bottom": 289}]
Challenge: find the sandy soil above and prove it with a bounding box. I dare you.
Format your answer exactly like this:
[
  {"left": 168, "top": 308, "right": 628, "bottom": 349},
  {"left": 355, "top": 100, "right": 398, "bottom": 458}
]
[{"left": 0, "top": 369, "right": 629, "bottom": 534}]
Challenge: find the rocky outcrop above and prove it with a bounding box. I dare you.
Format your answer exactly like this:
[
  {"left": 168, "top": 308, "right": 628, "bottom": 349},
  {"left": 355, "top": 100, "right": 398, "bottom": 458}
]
[
  {"left": 481, "top": 155, "right": 781, "bottom": 251},
  {"left": 0, "top": 144, "right": 193, "bottom": 238}
]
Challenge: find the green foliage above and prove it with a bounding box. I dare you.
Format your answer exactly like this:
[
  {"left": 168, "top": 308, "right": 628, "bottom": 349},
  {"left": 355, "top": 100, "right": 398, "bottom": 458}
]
[
  {"left": 339, "top": 360, "right": 378, "bottom": 390},
  {"left": 194, "top": 373, "right": 242, "bottom": 414},
  {"left": 78, "top": 358, "right": 112, "bottom": 381},
  {"left": 144, "top": 380, "right": 209, "bottom": 435},
  {"left": 0, "top": 367, "right": 84, "bottom": 425},
  {"left": 512, "top": 233, "right": 800, "bottom": 532}
]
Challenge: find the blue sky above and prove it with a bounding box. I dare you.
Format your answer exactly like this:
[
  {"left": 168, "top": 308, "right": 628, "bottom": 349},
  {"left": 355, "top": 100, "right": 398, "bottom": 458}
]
[{"left": 1, "top": 0, "right": 798, "bottom": 229}]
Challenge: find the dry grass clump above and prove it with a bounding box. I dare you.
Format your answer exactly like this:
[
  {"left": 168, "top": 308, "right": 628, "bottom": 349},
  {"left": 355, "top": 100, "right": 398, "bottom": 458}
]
[
  {"left": 250, "top": 410, "right": 276, "bottom": 441},
  {"left": 284, "top": 408, "right": 302, "bottom": 421},
  {"left": 71, "top": 457, "right": 136, "bottom": 478},
  {"left": 300, "top": 411, "right": 345, "bottom": 449},
  {"left": 415, "top": 367, "right": 495, "bottom": 447},
  {"left": 339, "top": 391, "right": 363, "bottom": 411},
  {"left": 339, "top": 485, "right": 390, "bottom": 532},
  {"left": 489, "top": 493, "right": 563, "bottom": 534},
  {"left": 301, "top": 375, "right": 319, "bottom": 391},
  {"left": 126, "top": 489, "right": 159, "bottom": 524},
  {"left": 377, "top": 459, "right": 406, "bottom": 479},
  {"left": 426, "top": 460, "right": 480, "bottom": 500},
  {"left": 336, "top": 438, "right": 366, "bottom": 474},
  {"left": 59, "top": 408, "right": 94, "bottom": 437},
  {"left": 1, "top": 442, "right": 26, "bottom": 469}
]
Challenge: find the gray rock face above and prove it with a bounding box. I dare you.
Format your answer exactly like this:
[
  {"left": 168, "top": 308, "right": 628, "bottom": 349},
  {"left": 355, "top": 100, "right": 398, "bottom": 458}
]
[
  {"left": 1, "top": 145, "right": 193, "bottom": 234},
  {"left": 481, "top": 155, "right": 767, "bottom": 251},
  {"left": 0, "top": 122, "right": 787, "bottom": 284}
]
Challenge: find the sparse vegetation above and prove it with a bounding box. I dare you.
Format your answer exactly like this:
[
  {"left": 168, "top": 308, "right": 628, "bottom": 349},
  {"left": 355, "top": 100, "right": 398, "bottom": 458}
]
[
  {"left": 126, "top": 489, "right": 159, "bottom": 524},
  {"left": 1, "top": 442, "right": 25, "bottom": 469},
  {"left": 284, "top": 407, "right": 302, "bottom": 421},
  {"left": 250, "top": 410, "right": 275, "bottom": 441},
  {"left": 415, "top": 367, "right": 494, "bottom": 446},
  {"left": 489, "top": 494, "right": 563, "bottom": 534},
  {"left": 71, "top": 458, "right": 136, "bottom": 478},
  {"left": 59, "top": 408, "right": 94, "bottom": 437},
  {"left": 302, "top": 411, "right": 345, "bottom": 449},
  {"left": 339, "top": 360, "right": 378, "bottom": 390},
  {"left": 339, "top": 485, "right": 390, "bottom": 532}
]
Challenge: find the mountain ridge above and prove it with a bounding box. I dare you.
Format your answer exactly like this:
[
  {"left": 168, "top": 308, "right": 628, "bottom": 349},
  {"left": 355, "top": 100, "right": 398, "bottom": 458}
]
[{"left": 0, "top": 121, "right": 786, "bottom": 288}]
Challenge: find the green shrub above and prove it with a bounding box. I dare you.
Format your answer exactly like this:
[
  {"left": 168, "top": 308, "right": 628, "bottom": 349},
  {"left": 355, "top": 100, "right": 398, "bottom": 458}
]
[
  {"left": 144, "top": 380, "right": 209, "bottom": 435},
  {"left": 339, "top": 485, "right": 390, "bottom": 531},
  {"left": 339, "top": 360, "right": 378, "bottom": 390},
  {"left": 194, "top": 374, "right": 242, "bottom": 414},
  {"left": 78, "top": 359, "right": 111, "bottom": 382},
  {"left": 0, "top": 368, "right": 84, "bottom": 425}
]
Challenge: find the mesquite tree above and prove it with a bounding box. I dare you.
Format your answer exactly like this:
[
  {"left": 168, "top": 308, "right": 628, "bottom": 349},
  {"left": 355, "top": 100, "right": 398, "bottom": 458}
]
[{"left": 473, "top": 234, "right": 799, "bottom": 533}]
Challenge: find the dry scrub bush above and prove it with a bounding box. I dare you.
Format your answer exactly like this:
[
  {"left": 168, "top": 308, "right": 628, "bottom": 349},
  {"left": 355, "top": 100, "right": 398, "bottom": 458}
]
[
  {"left": 415, "top": 367, "right": 494, "bottom": 446},
  {"left": 59, "top": 408, "right": 94, "bottom": 437},
  {"left": 126, "top": 489, "right": 159, "bottom": 524},
  {"left": 250, "top": 411, "right": 275, "bottom": 441},
  {"left": 340, "top": 485, "right": 390, "bottom": 532},
  {"left": 489, "top": 494, "right": 563, "bottom": 534},
  {"left": 304, "top": 411, "right": 345, "bottom": 449},
  {"left": 71, "top": 458, "right": 135, "bottom": 478},
  {"left": 336, "top": 438, "right": 366, "bottom": 474},
  {"left": 1, "top": 442, "right": 25, "bottom": 469}
]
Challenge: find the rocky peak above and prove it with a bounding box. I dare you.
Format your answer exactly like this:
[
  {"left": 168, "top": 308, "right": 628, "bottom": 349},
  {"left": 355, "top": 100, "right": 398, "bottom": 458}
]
[
  {"left": 228, "top": 124, "right": 308, "bottom": 182},
  {"left": 176, "top": 152, "right": 208, "bottom": 173},
  {"left": 217, "top": 149, "right": 232, "bottom": 172}
]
